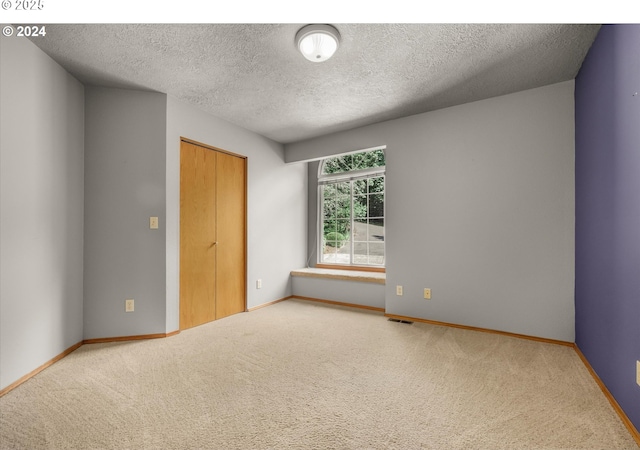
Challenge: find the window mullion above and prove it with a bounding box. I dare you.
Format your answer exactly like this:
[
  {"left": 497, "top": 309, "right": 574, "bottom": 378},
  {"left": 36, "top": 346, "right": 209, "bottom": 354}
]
[
  {"left": 350, "top": 180, "right": 354, "bottom": 265},
  {"left": 318, "top": 184, "right": 325, "bottom": 264}
]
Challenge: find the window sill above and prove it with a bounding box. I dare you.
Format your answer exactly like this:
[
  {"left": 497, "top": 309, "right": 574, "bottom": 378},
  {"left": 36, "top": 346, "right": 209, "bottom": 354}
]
[
  {"left": 316, "top": 264, "right": 385, "bottom": 273},
  {"left": 290, "top": 268, "right": 386, "bottom": 285}
]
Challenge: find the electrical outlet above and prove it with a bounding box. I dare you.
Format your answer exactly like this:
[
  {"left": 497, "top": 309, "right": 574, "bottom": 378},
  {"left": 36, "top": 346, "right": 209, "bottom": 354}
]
[
  {"left": 396, "top": 285, "right": 403, "bottom": 296},
  {"left": 256, "top": 279, "right": 262, "bottom": 289},
  {"left": 125, "top": 299, "right": 134, "bottom": 312},
  {"left": 424, "top": 288, "right": 431, "bottom": 299},
  {"left": 637, "top": 360, "right": 640, "bottom": 387},
  {"left": 149, "top": 217, "right": 158, "bottom": 229}
]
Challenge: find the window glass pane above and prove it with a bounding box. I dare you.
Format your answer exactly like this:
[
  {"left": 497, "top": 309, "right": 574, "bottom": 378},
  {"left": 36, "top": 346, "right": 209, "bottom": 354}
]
[
  {"left": 336, "top": 182, "right": 350, "bottom": 195},
  {"left": 352, "top": 152, "right": 364, "bottom": 169},
  {"left": 325, "top": 238, "right": 342, "bottom": 248},
  {"left": 368, "top": 218, "right": 384, "bottom": 241},
  {"left": 368, "top": 243, "right": 385, "bottom": 265},
  {"left": 354, "top": 242, "right": 368, "bottom": 264},
  {"left": 368, "top": 176, "right": 384, "bottom": 193},
  {"left": 322, "top": 252, "right": 338, "bottom": 263},
  {"left": 368, "top": 193, "right": 384, "bottom": 217},
  {"left": 360, "top": 149, "right": 385, "bottom": 169},
  {"left": 353, "top": 195, "right": 367, "bottom": 218},
  {"left": 323, "top": 227, "right": 347, "bottom": 262},
  {"left": 353, "top": 179, "right": 366, "bottom": 194},
  {"left": 339, "top": 154, "right": 353, "bottom": 172},
  {"left": 322, "top": 199, "right": 336, "bottom": 220},
  {"left": 336, "top": 219, "right": 350, "bottom": 239},
  {"left": 336, "top": 196, "right": 351, "bottom": 218},
  {"left": 373, "top": 149, "right": 386, "bottom": 167},
  {"left": 353, "top": 219, "right": 367, "bottom": 242},
  {"left": 336, "top": 240, "right": 351, "bottom": 265},
  {"left": 323, "top": 220, "right": 336, "bottom": 234},
  {"left": 323, "top": 158, "right": 343, "bottom": 175},
  {"left": 320, "top": 148, "right": 385, "bottom": 175},
  {"left": 323, "top": 183, "right": 337, "bottom": 197}
]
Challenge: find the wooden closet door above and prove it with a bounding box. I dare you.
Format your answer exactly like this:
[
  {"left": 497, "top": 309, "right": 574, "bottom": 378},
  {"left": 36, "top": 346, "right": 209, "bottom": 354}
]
[
  {"left": 180, "top": 141, "right": 217, "bottom": 330},
  {"left": 180, "top": 139, "right": 247, "bottom": 330},
  {"left": 215, "top": 151, "right": 247, "bottom": 319},
  {"left": 180, "top": 142, "right": 216, "bottom": 330}
]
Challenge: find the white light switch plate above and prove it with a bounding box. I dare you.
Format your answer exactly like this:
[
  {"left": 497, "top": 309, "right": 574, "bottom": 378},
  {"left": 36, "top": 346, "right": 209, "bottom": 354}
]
[{"left": 150, "top": 217, "right": 158, "bottom": 229}]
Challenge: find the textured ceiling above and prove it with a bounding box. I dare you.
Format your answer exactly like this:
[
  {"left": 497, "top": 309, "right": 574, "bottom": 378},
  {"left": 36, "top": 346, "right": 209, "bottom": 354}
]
[{"left": 30, "top": 24, "right": 600, "bottom": 144}]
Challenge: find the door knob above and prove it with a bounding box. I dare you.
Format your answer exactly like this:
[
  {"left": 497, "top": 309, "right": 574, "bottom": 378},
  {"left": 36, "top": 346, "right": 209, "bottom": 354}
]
[{"left": 209, "top": 241, "right": 218, "bottom": 248}]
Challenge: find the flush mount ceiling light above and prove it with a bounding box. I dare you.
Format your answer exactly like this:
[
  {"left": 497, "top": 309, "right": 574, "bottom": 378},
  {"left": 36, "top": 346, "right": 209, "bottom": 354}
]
[{"left": 295, "top": 24, "right": 341, "bottom": 62}]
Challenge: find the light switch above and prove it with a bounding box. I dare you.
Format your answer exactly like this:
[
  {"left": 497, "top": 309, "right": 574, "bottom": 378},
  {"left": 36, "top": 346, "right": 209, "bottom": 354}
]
[{"left": 150, "top": 217, "right": 159, "bottom": 229}]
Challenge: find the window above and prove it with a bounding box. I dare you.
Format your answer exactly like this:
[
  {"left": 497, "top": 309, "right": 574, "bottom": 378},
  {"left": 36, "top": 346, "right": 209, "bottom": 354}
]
[{"left": 318, "top": 148, "right": 385, "bottom": 267}]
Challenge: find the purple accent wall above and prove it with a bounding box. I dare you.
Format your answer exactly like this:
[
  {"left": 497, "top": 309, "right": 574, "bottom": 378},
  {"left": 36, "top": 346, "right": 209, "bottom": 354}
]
[{"left": 575, "top": 24, "right": 640, "bottom": 431}]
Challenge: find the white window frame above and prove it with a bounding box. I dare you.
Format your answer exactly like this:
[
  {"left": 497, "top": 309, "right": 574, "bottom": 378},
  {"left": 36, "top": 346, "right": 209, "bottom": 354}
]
[{"left": 317, "top": 148, "right": 386, "bottom": 268}]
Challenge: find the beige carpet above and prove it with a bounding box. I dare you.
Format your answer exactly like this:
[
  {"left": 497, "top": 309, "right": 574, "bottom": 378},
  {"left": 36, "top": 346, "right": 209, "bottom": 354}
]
[{"left": 0, "top": 299, "right": 636, "bottom": 449}]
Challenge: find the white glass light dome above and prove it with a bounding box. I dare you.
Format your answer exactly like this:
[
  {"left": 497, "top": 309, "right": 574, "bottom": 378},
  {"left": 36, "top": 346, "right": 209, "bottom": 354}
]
[{"left": 295, "top": 24, "right": 341, "bottom": 63}]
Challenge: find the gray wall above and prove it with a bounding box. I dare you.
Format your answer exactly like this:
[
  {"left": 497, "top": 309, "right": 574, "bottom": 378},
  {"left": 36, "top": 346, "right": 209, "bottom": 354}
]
[
  {"left": 286, "top": 81, "right": 575, "bottom": 342},
  {"left": 292, "top": 278, "right": 385, "bottom": 309},
  {"left": 306, "top": 161, "right": 320, "bottom": 267},
  {"left": 0, "top": 34, "right": 85, "bottom": 389},
  {"left": 84, "top": 87, "right": 167, "bottom": 339},
  {"left": 165, "top": 96, "right": 307, "bottom": 331}
]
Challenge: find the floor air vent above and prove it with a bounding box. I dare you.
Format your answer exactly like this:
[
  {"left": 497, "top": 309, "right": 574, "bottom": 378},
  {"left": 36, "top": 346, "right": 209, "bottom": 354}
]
[{"left": 388, "top": 318, "right": 413, "bottom": 325}]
